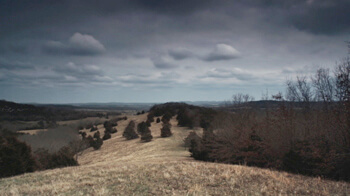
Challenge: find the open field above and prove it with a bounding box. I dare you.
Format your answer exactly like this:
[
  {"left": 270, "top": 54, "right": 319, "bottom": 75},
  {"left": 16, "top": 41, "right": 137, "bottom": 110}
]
[{"left": 1, "top": 113, "right": 349, "bottom": 195}]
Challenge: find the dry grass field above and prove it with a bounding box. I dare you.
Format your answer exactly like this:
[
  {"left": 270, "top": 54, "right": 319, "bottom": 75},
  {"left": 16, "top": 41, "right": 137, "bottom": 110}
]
[{"left": 1, "top": 113, "right": 349, "bottom": 195}]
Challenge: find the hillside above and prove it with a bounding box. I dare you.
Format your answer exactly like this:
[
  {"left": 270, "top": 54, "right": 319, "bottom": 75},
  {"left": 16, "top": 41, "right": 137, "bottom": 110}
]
[{"left": 1, "top": 113, "right": 349, "bottom": 195}]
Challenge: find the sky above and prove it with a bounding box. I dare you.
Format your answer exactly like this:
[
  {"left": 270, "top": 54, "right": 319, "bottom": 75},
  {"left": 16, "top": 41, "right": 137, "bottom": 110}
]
[{"left": 0, "top": 0, "right": 349, "bottom": 103}]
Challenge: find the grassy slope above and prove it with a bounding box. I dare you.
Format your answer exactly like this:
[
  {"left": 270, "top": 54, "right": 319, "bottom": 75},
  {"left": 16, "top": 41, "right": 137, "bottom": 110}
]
[{"left": 1, "top": 113, "right": 349, "bottom": 195}]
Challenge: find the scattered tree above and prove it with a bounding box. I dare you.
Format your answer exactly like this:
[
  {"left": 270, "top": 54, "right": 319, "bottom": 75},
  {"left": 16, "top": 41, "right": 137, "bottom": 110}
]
[
  {"left": 123, "top": 120, "right": 139, "bottom": 140},
  {"left": 161, "top": 122, "right": 172, "bottom": 137}
]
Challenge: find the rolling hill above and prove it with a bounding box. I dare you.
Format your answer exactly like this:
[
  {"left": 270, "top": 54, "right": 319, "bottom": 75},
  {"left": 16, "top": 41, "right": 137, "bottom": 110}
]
[{"left": 0, "top": 113, "right": 349, "bottom": 195}]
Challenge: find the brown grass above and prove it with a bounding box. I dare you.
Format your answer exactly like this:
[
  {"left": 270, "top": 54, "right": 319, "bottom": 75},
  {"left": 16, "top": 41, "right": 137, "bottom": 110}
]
[{"left": 1, "top": 113, "right": 349, "bottom": 195}]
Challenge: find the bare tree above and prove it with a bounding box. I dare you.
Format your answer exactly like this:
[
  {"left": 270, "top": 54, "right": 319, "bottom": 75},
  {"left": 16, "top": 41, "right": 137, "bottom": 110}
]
[
  {"left": 232, "top": 93, "right": 254, "bottom": 105},
  {"left": 312, "top": 68, "right": 335, "bottom": 102},
  {"left": 286, "top": 76, "right": 313, "bottom": 102},
  {"left": 334, "top": 57, "right": 350, "bottom": 147},
  {"left": 334, "top": 58, "right": 350, "bottom": 102}
]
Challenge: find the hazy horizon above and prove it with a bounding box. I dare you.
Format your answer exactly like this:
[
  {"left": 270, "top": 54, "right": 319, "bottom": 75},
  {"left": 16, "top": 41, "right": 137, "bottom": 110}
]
[{"left": 1, "top": 1, "right": 349, "bottom": 103}]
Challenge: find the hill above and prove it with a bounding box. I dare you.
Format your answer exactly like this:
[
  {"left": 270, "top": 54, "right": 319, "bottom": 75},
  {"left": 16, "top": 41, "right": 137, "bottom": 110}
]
[
  {"left": 0, "top": 113, "right": 349, "bottom": 195},
  {"left": 0, "top": 100, "right": 107, "bottom": 122}
]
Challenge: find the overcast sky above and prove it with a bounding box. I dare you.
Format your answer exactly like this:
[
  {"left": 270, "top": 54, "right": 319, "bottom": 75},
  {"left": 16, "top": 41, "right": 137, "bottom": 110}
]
[{"left": 0, "top": 0, "right": 349, "bottom": 103}]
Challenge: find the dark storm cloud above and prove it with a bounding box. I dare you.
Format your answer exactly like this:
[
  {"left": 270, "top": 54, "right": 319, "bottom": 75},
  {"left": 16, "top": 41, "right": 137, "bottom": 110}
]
[
  {"left": 289, "top": 0, "right": 350, "bottom": 35},
  {"left": 42, "top": 33, "right": 106, "bottom": 56},
  {"left": 131, "top": 0, "right": 215, "bottom": 14},
  {"left": 0, "top": 0, "right": 349, "bottom": 103}
]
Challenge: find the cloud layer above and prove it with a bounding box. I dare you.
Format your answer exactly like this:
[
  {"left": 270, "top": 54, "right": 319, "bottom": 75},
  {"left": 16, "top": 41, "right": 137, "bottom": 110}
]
[{"left": 0, "top": 0, "right": 349, "bottom": 103}]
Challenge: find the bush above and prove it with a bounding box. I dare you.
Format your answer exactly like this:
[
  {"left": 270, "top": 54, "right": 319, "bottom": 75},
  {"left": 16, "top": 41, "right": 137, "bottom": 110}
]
[
  {"left": 79, "top": 131, "right": 87, "bottom": 139},
  {"left": 0, "top": 136, "right": 37, "bottom": 178},
  {"left": 138, "top": 121, "right": 153, "bottom": 142},
  {"left": 161, "top": 122, "right": 172, "bottom": 137},
  {"left": 156, "top": 118, "right": 161, "bottom": 123},
  {"left": 105, "top": 126, "right": 117, "bottom": 134},
  {"left": 47, "top": 146, "right": 78, "bottom": 168},
  {"left": 90, "top": 126, "right": 98, "bottom": 132},
  {"left": 147, "top": 112, "right": 155, "bottom": 122},
  {"left": 34, "top": 146, "right": 78, "bottom": 170},
  {"left": 85, "top": 135, "right": 103, "bottom": 150},
  {"left": 140, "top": 131, "right": 153, "bottom": 142},
  {"left": 102, "top": 131, "right": 111, "bottom": 140},
  {"left": 123, "top": 121, "right": 139, "bottom": 140},
  {"left": 93, "top": 131, "right": 100, "bottom": 139},
  {"left": 177, "top": 108, "right": 196, "bottom": 128},
  {"left": 104, "top": 121, "right": 117, "bottom": 128},
  {"left": 184, "top": 131, "right": 199, "bottom": 148},
  {"left": 91, "top": 137, "right": 103, "bottom": 150},
  {"left": 161, "top": 112, "right": 173, "bottom": 123},
  {"left": 282, "top": 140, "right": 335, "bottom": 177},
  {"left": 110, "top": 127, "right": 118, "bottom": 134},
  {"left": 187, "top": 132, "right": 210, "bottom": 161}
]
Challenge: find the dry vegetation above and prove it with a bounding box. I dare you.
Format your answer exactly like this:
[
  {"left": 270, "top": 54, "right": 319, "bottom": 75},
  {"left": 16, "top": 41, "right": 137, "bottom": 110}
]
[{"left": 0, "top": 113, "right": 349, "bottom": 195}]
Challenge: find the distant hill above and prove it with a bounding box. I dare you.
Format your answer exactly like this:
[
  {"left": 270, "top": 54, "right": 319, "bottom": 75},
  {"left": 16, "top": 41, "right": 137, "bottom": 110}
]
[{"left": 0, "top": 100, "right": 103, "bottom": 121}]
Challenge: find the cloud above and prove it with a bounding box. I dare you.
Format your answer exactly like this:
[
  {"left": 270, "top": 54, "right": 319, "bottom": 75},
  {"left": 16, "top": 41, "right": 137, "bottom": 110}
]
[
  {"left": 289, "top": 0, "right": 350, "bottom": 35},
  {"left": 0, "top": 58, "right": 34, "bottom": 70},
  {"left": 54, "top": 62, "right": 104, "bottom": 77},
  {"left": 151, "top": 56, "right": 178, "bottom": 69},
  {"left": 203, "top": 44, "right": 241, "bottom": 61},
  {"left": 168, "top": 48, "right": 194, "bottom": 60},
  {"left": 42, "top": 33, "right": 106, "bottom": 56},
  {"left": 201, "top": 68, "right": 253, "bottom": 81}
]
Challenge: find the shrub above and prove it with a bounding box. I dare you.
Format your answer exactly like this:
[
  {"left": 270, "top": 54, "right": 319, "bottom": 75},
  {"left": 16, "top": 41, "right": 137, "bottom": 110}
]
[
  {"left": 161, "top": 112, "right": 173, "bottom": 123},
  {"left": 184, "top": 131, "right": 199, "bottom": 148},
  {"left": 0, "top": 136, "right": 37, "bottom": 178},
  {"left": 34, "top": 146, "right": 78, "bottom": 170},
  {"left": 93, "top": 131, "right": 100, "bottom": 139},
  {"left": 156, "top": 118, "right": 161, "bottom": 123},
  {"left": 282, "top": 140, "right": 335, "bottom": 177},
  {"left": 105, "top": 126, "right": 117, "bottom": 134},
  {"left": 102, "top": 131, "right": 111, "bottom": 140},
  {"left": 147, "top": 112, "right": 155, "bottom": 122},
  {"left": 109, "top": 127, "right": 118, "bottom": 134},
  {"left": 177, "top": 108, "right": 196, "bottom": 128},
  {"left": 187, "top": 132, "right": 210, "bottom": 161},
  {"left": 47, "top": 146, "right": 78, "bottom": 168},
  {"left": 123, "top": 120, "right": 139, "bottom": 140},
  {"left": 138, "top": 121, "right": 153, "bottom": 142},
  {"left": 90, "top": 126, "right": 98, "bottom": 132},
  {"left": 79, "top": 131, "right": 87, "bottom": 139},
  {"left": 104, "top": 121, "right": 118, "bottom": 128},
  {"left": 91, "top": 137, "right": 103, "bottom": 150},
  {"left": 138, "top": 122, "right": 148, "bottom": 135},
  {"left": 161, "top": 122, "right": 172, "bottom": 137},
  {"left": 140, "top": 131, "right": 153, "bottom": 142},
  {"left": 85, "top": 135, "right": 103, "bottom": 150}
]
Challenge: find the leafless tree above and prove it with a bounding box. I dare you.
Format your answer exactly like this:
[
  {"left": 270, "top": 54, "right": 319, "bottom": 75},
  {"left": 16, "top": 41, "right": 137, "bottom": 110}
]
[
  {"left": 232, "top": 93, "right": 254, "bottom": 105},
  {"left": 286, "top": 75, "right": 313, "bottom": 102},
  {"left": 312, "top": 68, "right": 335, "bottom": 102},
  {"left": 334, "top": 57, "right": 350, "bottom": 102}
]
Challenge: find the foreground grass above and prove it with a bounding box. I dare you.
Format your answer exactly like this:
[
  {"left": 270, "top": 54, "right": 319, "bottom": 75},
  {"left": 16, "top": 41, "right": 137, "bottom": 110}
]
[{"left": 1, "top": 114, "right": 349, "bottom": 195}]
